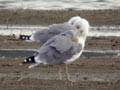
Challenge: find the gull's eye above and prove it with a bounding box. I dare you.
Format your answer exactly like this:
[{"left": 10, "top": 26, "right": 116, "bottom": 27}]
[
  {"left": 76, "top": 26, "right": 80, "bottom": 29},
  {"left": 71, "top": 22, "right": 74, "bottom": 25}
]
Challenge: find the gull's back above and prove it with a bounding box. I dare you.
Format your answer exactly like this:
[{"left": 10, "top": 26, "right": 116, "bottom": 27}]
[{"left": 30, "top": 23, "right": 74, "bottom": 44}]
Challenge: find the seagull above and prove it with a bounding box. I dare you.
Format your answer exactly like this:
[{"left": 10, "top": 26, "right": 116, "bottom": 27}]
[
  {"left": 18, "top": 16, "right": 81, "bottom": 44},
  {"left": 21, "top": 17, "right": 90, "bottom": 81}
]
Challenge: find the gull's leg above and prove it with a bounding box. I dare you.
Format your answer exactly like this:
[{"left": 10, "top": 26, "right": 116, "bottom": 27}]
[
  {"left": 65, "top": 64, "right": 75, "bottom": 85},
  {"left": 65, "top": 64, "right": 70, "bottom": 80},
  {"left": 58, "top": 65, "right": 62, "bottom": 80}
]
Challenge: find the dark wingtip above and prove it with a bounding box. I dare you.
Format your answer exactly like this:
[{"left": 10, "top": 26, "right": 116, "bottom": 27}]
[
  {"left": 19, "top": 35, "right": 31, "bottom": 40},
  {"left": 22, "top": 56, "right": 35, "bottom": 64}
]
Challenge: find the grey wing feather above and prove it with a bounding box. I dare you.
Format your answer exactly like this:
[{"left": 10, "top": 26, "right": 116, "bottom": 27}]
[
  {"left": 50, "top": 35, "right": 73, "bottom": 54},
  {"left": 31, "top": 23, "right": 73, "bottom": 44},
  {"left": 32, "top": 29, "right": 53, "bottom": 44},
  {"left": 49, "top": 23, "right": 74, "bottom": 34},
  {"left": 44, "top": 30, "right": 74, "bottom": 53},
  {"left": 36, "top": 30, "right": 82, "bottom": 64}
]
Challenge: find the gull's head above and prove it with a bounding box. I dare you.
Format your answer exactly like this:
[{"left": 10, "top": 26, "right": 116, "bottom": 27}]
[
  {"left": 74, "top": 18, "right": 90, "bottom": 37},
  {"left": 68, "top": 16, "right": 81, "bottom": 25}
]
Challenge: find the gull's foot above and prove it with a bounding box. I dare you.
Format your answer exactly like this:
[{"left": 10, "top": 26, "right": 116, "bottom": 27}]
[
  {"left": 65, "top": 79, "right": 76, "bottom": 86},
  {"left": 17, "top": 77, "right": 24, "bottom": 81}
]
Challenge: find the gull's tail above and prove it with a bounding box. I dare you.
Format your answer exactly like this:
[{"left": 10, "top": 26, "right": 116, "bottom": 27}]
[
  {"left": 21, "top": 52, "right": 40, "bottom": 68},
  {"left": 22, "top": 56, "right": 36, "bottom": 64},
  {"left": 19, "top": 35, "right": 31, "bottom": 41}
]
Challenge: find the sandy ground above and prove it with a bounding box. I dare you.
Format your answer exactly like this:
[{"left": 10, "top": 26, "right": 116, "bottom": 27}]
[
  {"left": 0, "top": 56, "right": 120, "bottom": 90},
  {"left": 0, "top": 9, "right": 120, "bottom": 90},
  {"left": 0, "top": 9, "right": 120, "bottom": 26}
]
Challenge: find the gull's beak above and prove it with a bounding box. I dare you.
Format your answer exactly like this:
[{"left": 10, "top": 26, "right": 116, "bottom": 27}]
[
  {"left": 72, "top": 37, "right": 76, "bottom": 42},
  {"left": 72, "top": 30, "right": 80, "bottom": 42}
]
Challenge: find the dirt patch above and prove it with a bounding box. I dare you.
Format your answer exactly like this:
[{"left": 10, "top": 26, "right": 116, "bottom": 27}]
[
  {"left": 0, "top": 9, "right": 120, "bottom": 26},
  {"left": 85, "top": 36, "right": 120, "bottom": 50},
  {"left": 0, "top": 56, "right": 120, "bottom": 90}
]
